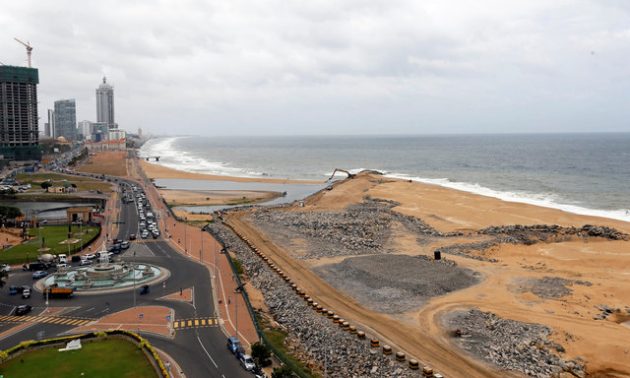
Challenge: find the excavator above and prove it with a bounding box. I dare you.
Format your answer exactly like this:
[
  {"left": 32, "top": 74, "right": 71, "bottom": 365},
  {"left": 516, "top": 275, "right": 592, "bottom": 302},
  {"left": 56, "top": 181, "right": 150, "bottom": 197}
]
[{"left": 327, "top": 168, "right": 355, "bottom": 181}]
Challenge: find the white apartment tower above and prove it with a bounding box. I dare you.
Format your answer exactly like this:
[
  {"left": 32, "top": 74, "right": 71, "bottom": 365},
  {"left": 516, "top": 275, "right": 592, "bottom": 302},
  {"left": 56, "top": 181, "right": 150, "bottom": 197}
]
[{"left": 96, "top": 77, "right": 115, "bottom": 128}]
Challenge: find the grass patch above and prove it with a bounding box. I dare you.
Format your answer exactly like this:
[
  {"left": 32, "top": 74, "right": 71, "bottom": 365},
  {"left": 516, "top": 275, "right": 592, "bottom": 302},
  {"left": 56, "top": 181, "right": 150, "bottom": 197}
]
[
  {"left": 1, "top": 225, "right": 100, "bottom": 264},
  {"left": 0, "top": 337, "right": 157, "bottom": 378},
  {"left": 16, "top": 172, "right": 112, "bottom": 193},
  {"left": 263, "top": 328, "right": 316, "bottom": 378},
  {"left": 231, "top": 257, "right": 244, "bottom": 275}
]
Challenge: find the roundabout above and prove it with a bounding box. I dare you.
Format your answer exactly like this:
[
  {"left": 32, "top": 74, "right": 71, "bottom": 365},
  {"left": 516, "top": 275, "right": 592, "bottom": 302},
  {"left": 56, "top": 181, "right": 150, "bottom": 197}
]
[{"left": 34, "top": 259, "right": 169, "bottom": 295}]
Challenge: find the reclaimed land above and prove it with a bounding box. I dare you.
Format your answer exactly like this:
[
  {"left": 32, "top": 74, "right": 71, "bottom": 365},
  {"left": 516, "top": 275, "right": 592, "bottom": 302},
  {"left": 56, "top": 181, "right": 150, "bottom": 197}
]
[{"left": 223, "top": 172, "right": 630, "bottom": 378}]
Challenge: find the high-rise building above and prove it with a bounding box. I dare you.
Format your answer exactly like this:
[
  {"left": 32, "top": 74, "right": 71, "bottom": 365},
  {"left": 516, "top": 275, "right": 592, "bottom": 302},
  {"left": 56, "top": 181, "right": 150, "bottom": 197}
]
[
  {"left": 77, "top": 120, "right": 92, "bottom": 140},
  {"left": 0, "top": 65, "right": 41, "bottom": 160},
  {"left": 46, "top": 109, "right": 55, "bottom": 137},
  {"left": 96, "top": 77, "right": 115, "bottom": 128},
  {"left": 54, "top": 99, "right": 77, "bottom": 141}
]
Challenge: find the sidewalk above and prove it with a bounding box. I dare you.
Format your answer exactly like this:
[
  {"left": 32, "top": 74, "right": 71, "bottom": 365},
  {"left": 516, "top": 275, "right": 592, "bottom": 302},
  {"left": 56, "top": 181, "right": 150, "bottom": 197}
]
[{"left": 127, "top": 159, "right": 259, "bottom": 349}]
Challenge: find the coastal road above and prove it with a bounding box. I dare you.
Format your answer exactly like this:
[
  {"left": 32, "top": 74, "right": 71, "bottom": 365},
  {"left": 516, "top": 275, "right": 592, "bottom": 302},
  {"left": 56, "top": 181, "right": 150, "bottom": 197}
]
[{"left": 0, "top": 179, "right": 251, "bottom": 378}]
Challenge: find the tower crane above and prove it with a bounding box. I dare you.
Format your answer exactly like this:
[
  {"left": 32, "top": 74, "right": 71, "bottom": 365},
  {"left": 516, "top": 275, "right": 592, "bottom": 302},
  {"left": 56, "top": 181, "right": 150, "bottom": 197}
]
[{"left": 14, "top": 38, "right": 33, "bottom": 68}]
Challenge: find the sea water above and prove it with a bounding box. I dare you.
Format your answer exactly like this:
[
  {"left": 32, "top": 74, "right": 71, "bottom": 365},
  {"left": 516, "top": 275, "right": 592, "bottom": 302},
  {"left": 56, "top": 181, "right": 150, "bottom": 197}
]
[{"left": 141, "top": 133, "right": 630, "bottom": 222}]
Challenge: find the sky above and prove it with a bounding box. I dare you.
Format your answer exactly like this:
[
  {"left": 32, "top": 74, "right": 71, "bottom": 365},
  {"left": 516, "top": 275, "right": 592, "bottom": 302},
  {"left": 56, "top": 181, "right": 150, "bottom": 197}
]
[{"left": 2, "top": 0, "right": 630, "bottom": 136}]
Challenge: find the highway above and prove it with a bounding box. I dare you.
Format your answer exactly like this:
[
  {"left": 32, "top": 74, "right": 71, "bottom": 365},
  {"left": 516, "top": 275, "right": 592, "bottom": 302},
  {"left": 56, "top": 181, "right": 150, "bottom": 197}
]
[{"left": 0, "top": 180, "right": 252, "bottom": 378}]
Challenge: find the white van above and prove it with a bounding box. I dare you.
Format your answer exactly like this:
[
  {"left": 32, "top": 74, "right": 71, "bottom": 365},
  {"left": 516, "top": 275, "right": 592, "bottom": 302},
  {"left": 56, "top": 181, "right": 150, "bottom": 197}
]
[{"left": 58, "top": 254, "right": 67, "bottom": 263}]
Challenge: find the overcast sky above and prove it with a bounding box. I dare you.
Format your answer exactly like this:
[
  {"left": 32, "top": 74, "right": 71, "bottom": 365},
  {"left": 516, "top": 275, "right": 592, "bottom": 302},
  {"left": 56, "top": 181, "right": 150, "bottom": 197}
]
[{"left": 2, "top": 0, "right": 630, "bottom": 136}]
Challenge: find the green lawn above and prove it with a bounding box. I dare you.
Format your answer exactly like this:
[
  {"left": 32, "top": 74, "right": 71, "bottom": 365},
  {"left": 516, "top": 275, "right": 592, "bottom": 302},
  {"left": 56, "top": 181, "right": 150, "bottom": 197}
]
[
  {"left": 16, "top": 172, "right": 112, "bottom": 193},
  {"left": 0, "top": 225, "right": 100, "bottom": 265},
  {"left": 0, "top": 338, "right": 157, "bottom": 378}
]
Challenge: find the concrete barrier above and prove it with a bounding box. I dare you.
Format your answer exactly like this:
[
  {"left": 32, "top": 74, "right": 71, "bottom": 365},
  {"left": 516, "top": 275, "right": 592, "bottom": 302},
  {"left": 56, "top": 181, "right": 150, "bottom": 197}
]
[
  {"left": 422, "top": 366, "right": 433, "bottom": 376},
  {"left": 395, "top": 351, "right": 406, "bottom": 362},
  {"left": 370, "top": 339, "right": 380, "bottom": 348},
  {"left": 348, "top": 325, "right": 357, "bottom": 333},
  {"left": 382, "top": 345, "right": 392, "bottom": 355},
  {"left": 326, "top": 310, "right": 335, "bottom": 318},
  {"left": 409, "top": 359, "right": 419, "bottom": 370},
  {"left": 357, "top": 331, "right": 366, "bottom": 339},
  {"left": 332, "top": 315, "right": 340, "bottom": 323}
]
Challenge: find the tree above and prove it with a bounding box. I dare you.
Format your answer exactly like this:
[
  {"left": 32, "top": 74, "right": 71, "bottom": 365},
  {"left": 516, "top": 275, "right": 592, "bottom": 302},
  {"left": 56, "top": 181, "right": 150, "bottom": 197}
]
[
  {"left": 251, "top": 342, "right": 272, "bottom": 367},
  {"left": 40, "top": 181, "right": 52, "bottom": 191},
  {"left": 271, "top": 366, "right": 294, "bottom": 378}
]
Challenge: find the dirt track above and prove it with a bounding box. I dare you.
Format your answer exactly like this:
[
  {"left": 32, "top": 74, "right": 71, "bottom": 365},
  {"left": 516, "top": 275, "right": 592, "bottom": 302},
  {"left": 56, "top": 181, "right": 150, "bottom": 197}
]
[{"left": 225, "top": 214, "right": 509, "bottom": 378}]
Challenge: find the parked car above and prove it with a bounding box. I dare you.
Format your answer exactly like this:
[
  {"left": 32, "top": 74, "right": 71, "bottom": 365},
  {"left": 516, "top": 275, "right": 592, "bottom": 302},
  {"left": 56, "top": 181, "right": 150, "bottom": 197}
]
[
  {"left": 227, "top": 336, "right": 241, "bottom": 354},
  {"left": 84, "top": 253, "right": 96, "bottom": 260},
  {"left": 14, "top": 304, "right": 32, "bottom": 316},
  {"left": 129, "top": 233, "right": 137, "bottom": 240},
  {"left": 0, "top": 264, "right": 10, "bottom": 273},
  {"left": 71, "top": 255, "right": 81, "bottom": 263},
  {"left": 141, "top": 231, "right": 149, "bottom": 239},
  {"left": 22, "top": 288, "right": 31, "bottom": 299},
  {"left": 32, "top": 270, "right": 48, "bottom": 279},
  {"left": 8, "top": 286, "right": 18, "bottom": 295},
  {"left": 56, "top": 263, "right": 68, "bottom": 270},
  {"left": 79, "top": 259, "right": 92, "bottom": 266},
  {"left": 239, "top": 354, "right": 256, "bottom": 371},
  {"left": 121, "top": 241, "right": 130, "bottom": 249}
]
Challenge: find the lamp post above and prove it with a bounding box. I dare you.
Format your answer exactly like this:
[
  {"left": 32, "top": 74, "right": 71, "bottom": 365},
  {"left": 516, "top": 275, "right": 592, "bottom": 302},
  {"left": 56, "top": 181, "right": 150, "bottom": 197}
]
[{"left": 184, "top": 217, "right": 187, "bottom": 254}]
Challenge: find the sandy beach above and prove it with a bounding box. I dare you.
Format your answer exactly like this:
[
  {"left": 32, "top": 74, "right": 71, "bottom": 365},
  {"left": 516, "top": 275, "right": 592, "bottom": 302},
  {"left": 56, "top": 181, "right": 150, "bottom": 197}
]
[{"left": 140, "top": 160, "right": 323, "bottom": 184}]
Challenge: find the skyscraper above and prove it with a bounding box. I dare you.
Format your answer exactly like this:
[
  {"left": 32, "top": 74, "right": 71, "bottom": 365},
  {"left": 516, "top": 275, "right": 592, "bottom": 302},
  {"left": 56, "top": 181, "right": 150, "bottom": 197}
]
[
  {"left": 77, "top": 120, "right": 92, "bottom": 140},
  {"left": 46, "top": 109, "right": 55, "bottom": 138},
  {"left": 96, "top": 77, "right": 115, "bottom": 128},
  {"left": 0, "top": 65, "right": 40, "bottom": 160},
  {"left": 54, "top": 99, "right": 77, "bottom": 140}
]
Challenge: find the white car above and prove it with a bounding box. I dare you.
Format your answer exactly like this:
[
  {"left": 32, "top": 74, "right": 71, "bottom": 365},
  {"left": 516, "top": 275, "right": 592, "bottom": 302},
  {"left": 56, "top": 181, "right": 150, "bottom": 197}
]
[
  {"left": 56, "top": 263, "right": 68, "bottom": 269},
  {"left": 0, "top": 264, "right": 10, "bottom": 273},
  {"left": 239, "top": 354, "right": 256, "bottom": 371},
  {"left": 79, "top": 259, "right": 92, "bottom": 266},
  {"left": 84, "top": 253, "right": 96, "bottom": 260}
]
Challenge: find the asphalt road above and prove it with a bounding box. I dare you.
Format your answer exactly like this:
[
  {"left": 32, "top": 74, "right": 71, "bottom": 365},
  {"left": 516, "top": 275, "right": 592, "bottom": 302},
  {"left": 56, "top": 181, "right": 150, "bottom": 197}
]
[{"left": 0, "top": 180, "right": 253, "bottom": 378}]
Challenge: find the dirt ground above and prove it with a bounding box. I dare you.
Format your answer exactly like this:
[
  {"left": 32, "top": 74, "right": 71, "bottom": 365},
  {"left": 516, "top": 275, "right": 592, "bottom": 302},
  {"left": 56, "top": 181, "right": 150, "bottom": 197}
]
[
  {"left": 227, "top": 173, "right": 630, "bottom": 377},
  {"left": 77, "top": 151, "right": 128, "bottom": 177},
  {"left": 0, "top": 229, "right": 22, "bottom": 248}
]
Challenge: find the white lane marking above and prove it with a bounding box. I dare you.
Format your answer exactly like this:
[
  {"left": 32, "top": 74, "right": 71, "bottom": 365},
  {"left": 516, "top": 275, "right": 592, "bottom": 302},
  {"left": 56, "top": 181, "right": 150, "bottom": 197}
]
[
  {"left": 196, "top": 335, "right": 218, "bottom": 368},
  {"left": 192, "top": 286, "right": 196, "bottom": 309},
  {"left": 84, "top": 307, "right": 96, "bottom": 313}
]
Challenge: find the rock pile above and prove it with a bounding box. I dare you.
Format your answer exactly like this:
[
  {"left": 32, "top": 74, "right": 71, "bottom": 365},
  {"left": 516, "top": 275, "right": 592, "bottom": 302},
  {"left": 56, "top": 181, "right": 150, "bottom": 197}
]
[
  {"left": 207, "top": 221, "right": 422, "bottom": 377},
  {"left": 480, "top": 224, "right": 628, "bottom": 244},
  {"left": 446, "top": 309, "right": 585, "bottom": 378}
]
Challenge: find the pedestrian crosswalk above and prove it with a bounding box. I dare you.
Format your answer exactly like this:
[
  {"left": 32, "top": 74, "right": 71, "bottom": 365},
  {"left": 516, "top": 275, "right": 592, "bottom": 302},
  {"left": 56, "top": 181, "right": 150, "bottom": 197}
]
[
  {"left": 172, "top": 317, "right": 219, "bottom": 330},
  {"left": 0, "top": 315, "right": 93, "bottom": 327}
]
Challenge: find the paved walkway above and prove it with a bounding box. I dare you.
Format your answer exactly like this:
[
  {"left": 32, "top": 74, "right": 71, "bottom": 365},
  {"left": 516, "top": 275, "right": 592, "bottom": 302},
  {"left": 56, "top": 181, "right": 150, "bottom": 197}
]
[{"left": 72, "top": 305, "right": 174, "bottom": 338}]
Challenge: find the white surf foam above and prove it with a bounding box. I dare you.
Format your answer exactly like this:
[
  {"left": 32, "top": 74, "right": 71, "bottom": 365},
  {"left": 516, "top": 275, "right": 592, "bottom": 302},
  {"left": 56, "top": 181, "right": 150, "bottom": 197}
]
[
  {"left": 385, "top": 172, "right": 630, "bottom": 223},
  {"left": 140, "top": 137, "right": 265, "bottom": 178}
]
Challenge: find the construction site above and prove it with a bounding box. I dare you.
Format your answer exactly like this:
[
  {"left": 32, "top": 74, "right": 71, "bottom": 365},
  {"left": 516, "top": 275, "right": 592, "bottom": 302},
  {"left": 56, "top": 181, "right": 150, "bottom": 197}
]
[{"left": 211, "top": 171, "right": 630, "bottom": 378}]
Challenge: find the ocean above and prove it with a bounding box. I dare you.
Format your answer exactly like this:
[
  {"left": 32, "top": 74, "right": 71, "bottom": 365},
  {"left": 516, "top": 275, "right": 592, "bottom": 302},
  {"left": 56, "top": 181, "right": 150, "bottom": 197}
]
[{"left": 140, "top": 134, "right": 630, "bottom": 222}]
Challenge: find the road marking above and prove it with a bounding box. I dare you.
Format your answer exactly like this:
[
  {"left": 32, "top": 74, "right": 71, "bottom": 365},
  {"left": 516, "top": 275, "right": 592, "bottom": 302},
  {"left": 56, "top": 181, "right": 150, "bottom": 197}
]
[
  {"left": 171, "top": 317, "right": 219, "bottom": 330},
  {"left": 187, "top": 320, "right": 192, "bottom": 327},
  {"left": 197, "top": 335, "right": 218, "bottom": 369},
  {"left": 194, "top": 319, "right": 199, "bottom": 326},
  {"left": 201, "top": 319, "right": 206, "bottom": 326},
  {"left": 0, "top": 315, "right": 92, "bottom": 327}
]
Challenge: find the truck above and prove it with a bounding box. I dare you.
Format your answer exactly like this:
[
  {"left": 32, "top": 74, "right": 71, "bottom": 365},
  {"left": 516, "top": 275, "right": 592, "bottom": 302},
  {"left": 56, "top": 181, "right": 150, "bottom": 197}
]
[
  {"left": 23, "top": 262, "right": 49, "bottom": 271},
  {"left": 43, "top": 287, "right": 74, "bottom": 299}
]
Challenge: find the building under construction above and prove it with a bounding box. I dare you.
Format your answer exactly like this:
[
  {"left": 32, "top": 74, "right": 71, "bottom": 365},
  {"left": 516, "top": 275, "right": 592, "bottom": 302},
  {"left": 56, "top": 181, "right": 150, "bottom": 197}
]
[{"left": 0, "top": 65, "right": 41, "bottom": 161}]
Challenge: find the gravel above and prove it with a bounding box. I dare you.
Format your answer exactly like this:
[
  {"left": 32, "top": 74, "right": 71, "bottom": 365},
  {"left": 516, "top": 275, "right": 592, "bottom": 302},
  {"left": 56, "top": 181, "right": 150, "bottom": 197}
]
[
  {"left": 445, "top": 309, "right": 585, "bottom": 378},
  {"left": 207, "top": 221, "right": 423, "bottom": 377},
  {"left": 314, "top": 254, "right": 481, "bottom": 313},
  {"left": 513, "top": 277, "right": 583, "bottom": 299}
]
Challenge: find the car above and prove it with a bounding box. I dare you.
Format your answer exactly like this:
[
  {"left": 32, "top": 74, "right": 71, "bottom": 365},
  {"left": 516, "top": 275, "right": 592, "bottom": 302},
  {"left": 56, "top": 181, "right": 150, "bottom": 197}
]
[
  {"left": 140, "top": 231, "right": 149, "bottom": 239},
  {"left": 71, "top": 255, "right": 81, "bottom": 263},
  {"left": 22, "top": 288, "right": 31, "bottom": 299},
  {"left": 139, "top": 285, "right": 150, "bottom": 295},
  {"left": 56, "top": 263, "right": 68, "bottom": 269},
  {"left": 0, "top": 264, "right": 10, "bottom": 273},
  {"left": 8, "top": 286, "right": 18, "bottom": 295},
  {"left": 121, "top": 241, "right": 130, "bottom": 249},
  {"left": 129, "top": 233, "right": 137, "bottom": 240},
  {"left": 79, "top": 259, "right": 92, "bottom": 266},
  {"left": 227, "top": 336, "right": 241, "bottom": 354},
  {"left": 239, "top": 354, "right": 256, "bottom": 371},
  {"left": 57, "top": 254, "right": 67, "bottom": 263},
  {"left": 32, "top": 270, "right": 48, "bottom": 279},
  {"left": 14, "top": 304, "right": 32, "bottom": 316},
  {"left": 84, "top": 253, "right": 96, "bottom": 260}
]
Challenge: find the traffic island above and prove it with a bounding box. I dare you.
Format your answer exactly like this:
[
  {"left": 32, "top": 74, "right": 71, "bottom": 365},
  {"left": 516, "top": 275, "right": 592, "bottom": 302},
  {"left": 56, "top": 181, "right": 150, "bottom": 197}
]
[
  {"left": 70, "top": 305, "right": 175, "bottom": 338},
  {"left": 0, "top": 330, "right": 168, "bottom": 378}
]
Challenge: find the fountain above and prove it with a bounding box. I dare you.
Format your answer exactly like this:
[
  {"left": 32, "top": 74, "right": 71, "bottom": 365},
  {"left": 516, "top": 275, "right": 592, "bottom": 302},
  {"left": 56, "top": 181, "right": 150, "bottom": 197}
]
[{"left": 40, "top": 257, "right": 167, "bottom": 293}]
